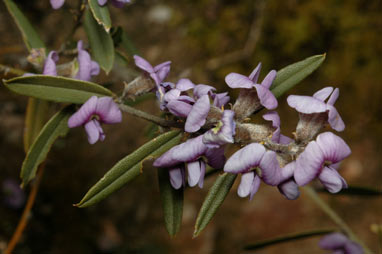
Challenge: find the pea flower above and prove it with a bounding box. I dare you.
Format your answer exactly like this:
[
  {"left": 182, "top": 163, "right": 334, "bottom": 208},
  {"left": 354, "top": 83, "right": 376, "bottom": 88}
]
[
  {"left": 294, "top": 132, "right": 350, "bottom": 193},
  {"left": 225, "top": 63, "right": 278, "bottom": 120},
  {"left": 319, "top": 233, "right": 363, "bottom": 254},
  {"left": 224, "top": 143, "right": 282, "bottom": 200},
  {"left": 133, "top": 55, "right": 171, "bottom": 88},
  {"left": 75, "top": 41, "right": 100, "bottom": 81},
  {"left": 203, "top": 110, "right": 236, "bottom": 148},
  {"left": 68, "top": 96, "right": 122, "bottom": 144},
  {"left": 43, "top": 51, "right": 59, "bottom": 76},
  {"left": 287, "top": 87, "right": 345, "bottom": 142}
]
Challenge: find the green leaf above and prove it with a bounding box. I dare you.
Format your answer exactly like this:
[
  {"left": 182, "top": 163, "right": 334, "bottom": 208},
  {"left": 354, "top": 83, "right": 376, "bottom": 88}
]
[
  {"left": 23, "top": 98, "right": 50, "bottom": 152},
  {"left": 121, "top": 30, "right": 140, "bottom": 56},
  {"left": 88, "top": 0, "right": 112, "bottom": 32},
  {"left": 319, "top": 185, "right": 382, "bottom": 196},
  {"left": 271, "top": 54, "right": 326, "bottom": 98},
  {"left": 158, "top": 168, "right": 183, "bottom": 237},
  {"left": 193, "top": 173, "right": 237, "bottom": 237},
  {"left": 3, "top": 75, "right": 113, "bottom": 104},
  {"left": 84, "top": 8, "right": 115, "bottom": 73},
  {"left": 76, "top": 130, "right": 183, "bottom": 208},
  {"left": 3, "top": 0, "right": 45, "bottom": 51},
  {"left": 244, "top": 229, "right": 335, "bottom": 250},
  {"left": 21, "top": 106, "right": 74, "bottom": 186}
]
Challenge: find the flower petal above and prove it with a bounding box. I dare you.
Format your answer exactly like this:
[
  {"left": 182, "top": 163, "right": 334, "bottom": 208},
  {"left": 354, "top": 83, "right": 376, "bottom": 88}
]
[
  {"left": 327, "top": 88, "right": 339, "bottom": 105},
  {"left": 294, "top": 141, "right": 324, "bottom": 186},
  {"left": 84, "top": 119, "right": 102, "bottom": 144},
  {"left": 238, "top": 172, "right": 254, "bottom": 198},
  {"left": 95, "top": 97, "right": 122, "bottom": 124},
  {"left": 287, "top": 95, "right": 327, "bottom": 114},
  {"left": 98, "top": 0, "right": 107, "bottom": 5},
  {"left": 224, "top": 143, "right": 266, "bottom": 174},
  {"left": 259, "top": 150, "right": 282, "bottom": 186},
  {"left": 193, "top": 84, "right": 216, "bottom": 99},
  {"left": 319, "top": 166, "right": 347, "bottom": 193},
  {"left": 313, "top": 87, "right": 333, "bottom": 101},
  {"left": 176, "top": 78, "right": 195, "bottom": 91},
  {"left": 168, "top": 166, "right": 185, "bottom": 190},
  {"left": 164, "top": 89, "right": 181, "bottom": 102},
  {"left": 50, "top": 0, "right": 65, "bottom": 9},
  {"left": 254, "top": 84, "right": 278, "bottom": 110},
  {"left": 68, "top": 96, "right": 98, "bottom": 127},
  {"left": 154, "top": 61, "right": 171, "bottom": 83},
  {"left": 198, "top": 160, "right": 206, "bottom": 188},
  {"left": 225, "top": 73, "right": 254, "bottom": 89},
  {"left": 76, "top": 41, "right": 96, "bottom": 81},
  {"left": 260, "top": 70, "right": 276, "bottom": 89},
  {"left": 316, "top": 132, "right": 351, "bottom": 163},
  {"left": 278, "top": 179, "right": 300, "bottom": 200},
  {"left": 203, "top": 110, "right": 235, "bottom": 148},
  {"left": 249, "top": 175, "right": 261, "bottom": 200},
  {"left": 327, "top": 105, "right": 345, "bottom": 131},
  {"left": 263, "top": 111, "right": 281, "bottom": 142},
  {"left": 344, "top": 242, "right": 364, "bottom": 254},
  {"left": 187, "top": 160, "right": 202, "bottom": 187},
  {"left": 167, "top": 100, "right": 193, "bottom": 118},
  {"left": 185, "top": 95, "right": 211, "bottom": 133},
  {"left": 133, "top": 55, "right": 154, "bottom": 73},
  {"left": 213, "top": 92, "right": 230, "bottom": 108},
  {"left": 248, "top": 62, "right": 262, "bottom": 83},
  {"left": 319, "top": 233, "right": 349, "bottom": 250},
  {"left": 205, "top": 146, "right": 226, "bottom": 169},
  {"left": 43, "top": 51, "right": 58, "bottom": 76}
]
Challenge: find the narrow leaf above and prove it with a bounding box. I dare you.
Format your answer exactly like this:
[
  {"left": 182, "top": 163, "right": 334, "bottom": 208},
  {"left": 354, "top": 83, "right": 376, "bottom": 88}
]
[
  {"left": 21, "top": 106, "right": 74, "bottom": 186},
  {"left": 3, "top": 75, "right": 113, "bottom": 104},
  {"left": 23, "top": 98, "right": 50, "bottom": 152},
  {"left": 88, "top": 0, "right": 112, "bottom": 32},
  {"left": 194, "top": 173, "right": 237, "bottom": 237},
  {"left": 3, "top": 0, "right": 45, "bottom": 51},
  {"left": 244, "top": 229, "right": 335, "bottom": 250},
  {"left": 271, "top": 54, "right": 326, "bottom": 98},
  {"left": 158, "top": 169, "right": 183, "bottom": 237},
  {"left": 76, "top": 131, "right": 182, "bottom": 208},
  {"left": 319, "top": 185, "right": 382, "bottom": 196},
  {"left": 84, "top": 8, "right": 115, "bottom": 73}
]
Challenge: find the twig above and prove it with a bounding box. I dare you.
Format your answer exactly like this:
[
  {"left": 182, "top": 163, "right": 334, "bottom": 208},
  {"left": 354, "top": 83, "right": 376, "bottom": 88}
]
[
  {"left": 118, "top": 103, "right": 184, "bottom": 128},
  {"left": 4, "top": 164, "right": 45, "bottom": 254},
  {"left": 303, "top": 186, "right": 372, "bottom": 254},
  {"left": 0, "top": 64, "right": 25, "bottom": 77}
]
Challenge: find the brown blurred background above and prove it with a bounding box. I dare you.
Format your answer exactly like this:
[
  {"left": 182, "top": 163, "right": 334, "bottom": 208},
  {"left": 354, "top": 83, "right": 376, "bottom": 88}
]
[{"left": 0, "top": 0, "right": 381, "bottom": 253}]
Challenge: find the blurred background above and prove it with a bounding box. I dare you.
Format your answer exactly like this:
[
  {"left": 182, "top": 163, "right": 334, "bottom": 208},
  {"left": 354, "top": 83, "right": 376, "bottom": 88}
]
[{"left": 0, "top": 0, "right": 381, "bottom": 253}]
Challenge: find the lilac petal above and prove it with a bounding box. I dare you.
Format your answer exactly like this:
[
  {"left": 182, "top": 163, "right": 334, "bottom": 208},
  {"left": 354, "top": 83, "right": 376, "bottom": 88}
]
[
  {"left": 249, "top": 175, "right": 261, "bottom": 200},
  {"left": 327, "top": 88, "right": 339, "bottom": 105},
  {"left": 319, "top": 233, "right": 349, "bottom": 250},
  {"left": 205, "top": 146, "right": 226, "bottom": 169},
  {"left": 43, "top": 51, "right": 59, "bottom": 76},
  {"left": 319, "top": 166, "right": 347, "bottom": 193},
  {"left": 50, "top": 0, "right": 65, "bottom": 9},
  {"left": 167, "top": 100, "right": 193, "bottom": 118},
  {"left": 261, "top": 70, "right": 276, "bottom": 89},
  {"left": 161, "top": 82, "right": 175, "bottom": 90},
  {"left": 278, "top": 180, "right": 300, "bottom": 200},
  {"left": 164, "top": 89, "right": 181, "bottom": 102},
  {"left": 238, "top": 172, "right": 255, "bottom": 198},
  {"left": 133, "top": 55, "right": 154, "bottom": 73},
  {"left": 213, "top": 92, "right": 230, "bottom": 108},
  {"left": 294, "top": 141, "right": 324, "bottom": 186},
  {"left": 198, "top": 160, "right": 206, "bottom": 188},
  {"left": 344, "top": 242, "right": 364, "bottom": 254},
  {"left": 280, "top": 161, "right": 296, "bottom": 181},
  {"left": 279, "top": 135, "right": 293, "bottom": 144},
  {"left": 154, "top": 61, "right": 171, "bottom": 83},
  {"left": 259, "top": 150, "right": 282, "bottom": 186},
  {"left": 178, "top": 95, "right": 195, "bottom": 104},
  {"left": 248, "top": 62, "right": 262, "bottom": 83},
  {"left": 187, "top": 160, "right": 202, "bottom": 187},
  {"left": 185, "top": 95, "right": 211, "bottom": 133},
  {"left": 224, "top": 143, "right": 266, "bottom": 174},
  {"left": 254, "top": 84, "right": 278, "bottom": 109},
  {"left": 68, "top": 96, "right": 98, "bottom": 127},
  {"left": 176, "top": 78, "right": 195, "bottom": 91},
  {"left": 90, "top": 61, "right": 100, "bottom": 76},
  {"left": 225, "top": 73, "right": 254, "bottom": 89},
  {"left": 84, "top": 119, "right": 102, "bottom": 144},
  {"left": 94, "top": 119, "right": 105, "bottom": 141},
  {"left": 316, "top": 132, "right": 351, "bottom": 163},
  {"left": 327, "top": 105, "right": 345, "bottom": 131},
  {"left": 168, "top": 166, "right": 184, "bottom": 190},
  {"left": 95, "top": 97, "right": 122, "bottom": 124},
  {"left": 76, "top": 41, "right": 96, "bottom": 81},
  {"left": 263, "top": 111, "right": 281, "bottom": 142},
  {"left": 193, "top": 84, "right": 216, "bottom": 99},
  {"left": 98, "top": 0, "right": 107, "bottom": 5},
  {"left": 313, "top": 87, "right": 334, "bottom": 101},
  {"left": 287, "top": 95, "right": 327, "bottom": 114},
  {"left": 202, "top": 110, "right": 235, "bottom": 148}
]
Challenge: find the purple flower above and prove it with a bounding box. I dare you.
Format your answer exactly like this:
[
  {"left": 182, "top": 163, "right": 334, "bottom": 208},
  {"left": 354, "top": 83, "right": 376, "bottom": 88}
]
[
  {"left": 294, "top": 132, "right": 351, "bottom": 193},
  {"left": 162, "top": 79, "right": 195, "bottom": 117},
  {"left": 75, "top": 41, "right": 100, "bottom": 81},
  {"left": 2, "top": 179, "right": 25, "bottom": 209},
  {"left": 287, "top": 87, "right": 345, "bottom": 141},
  {"left": 133, "top": 55, "right": 171, "bottom": 87},
  {"left": 43, "top": 51, "right": 59, "bottom": 76},
  {"left": 319, "top": 233, "right": 363, "bottom": 254},
  {"left": 50, "top": 0, "right": 65, "bottom": 9},
  {"left": 184, "top": 95, "right": 211, "bottom": 133},
  {"left": 262, "top": 111, "right": 292, "bottom": 144},
  {"left": 68, "top": 96, "right": 122, "bottom": 144},
  {"left": 203, "top": 110, "right": 236, "bottom": 148},
  {"left": 224, "top": 143, "right": 282, "bottom": 200},
  {"left": 225, "top": 63, "right": 278, "bottom": 113}
]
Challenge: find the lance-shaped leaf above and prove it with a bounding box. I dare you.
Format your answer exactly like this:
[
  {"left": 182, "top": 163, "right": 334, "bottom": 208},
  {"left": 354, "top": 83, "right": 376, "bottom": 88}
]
[
  {"left": 3, "top": 0, "right": 45, "bottom": 51},
  {"left": 158, "top": 168, "right": 183, "bottom": 237},
  {"left": 84, "top": 8, "right": 115, "bottom": 73},
  {"left": 24, "top": 98, "right": 50, "bottom": 152},
  {"left": 3, "top": 75, "right": 113, "bottom": 104},
  {"left": 271, "top": 54, "right": 326, "bottom": 98},
  {"left": 21, "top": 106, "right": 74, "bottom": 186},
  {"left": 88, "top": 0, "right": 112, "bottom": 32},
  {"left": 194, "top": 173, "right": 237, "bottom": 237},
  {"left": 244, "top": 229, "right": 335, "bottom": 250},
  {"left": 76, "top": 131, "right": 183, "bottom": 208}
]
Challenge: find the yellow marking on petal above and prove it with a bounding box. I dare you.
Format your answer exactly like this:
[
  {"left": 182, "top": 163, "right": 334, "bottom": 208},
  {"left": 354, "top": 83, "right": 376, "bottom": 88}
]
[
  {"left": 212, "top": 121, "right": 223, "bottom": 134},
  {"left": 221, "top": 105, "right": 224, "bottom": 111},
  {"left": 259, "top": 141, "right": 265, "bottom": 145}
]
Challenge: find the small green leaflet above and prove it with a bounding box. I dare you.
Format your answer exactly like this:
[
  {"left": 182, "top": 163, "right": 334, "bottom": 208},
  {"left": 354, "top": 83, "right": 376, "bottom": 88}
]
[
  {"left": 3, "top": 75, "right": 113, "bottom": 104},
  {"left": 21, "top": 106, "right": 74, "bottom": 187},
  {"left": 76, "top": 131, "right": 183, "bottom": 208},
  {"left": 88, "top": 0, "right": 112, "bottom": 32}
]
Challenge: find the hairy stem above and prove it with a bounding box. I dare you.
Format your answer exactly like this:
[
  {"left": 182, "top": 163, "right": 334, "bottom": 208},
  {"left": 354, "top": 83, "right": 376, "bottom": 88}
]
[
  {"left": 4, "top": 164, "right": 45, "bottom": 254},
  {"left": 303, "top": 186, "right": 372, "bottom": 254}
]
